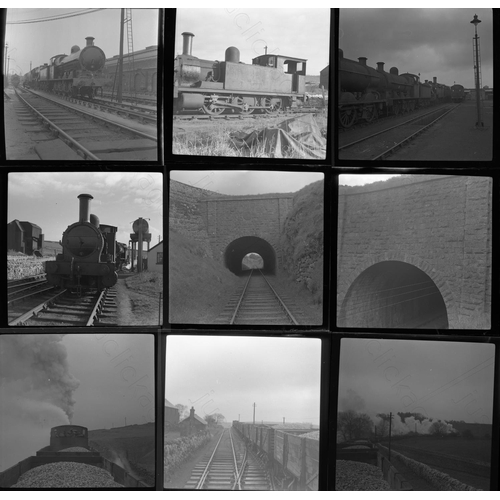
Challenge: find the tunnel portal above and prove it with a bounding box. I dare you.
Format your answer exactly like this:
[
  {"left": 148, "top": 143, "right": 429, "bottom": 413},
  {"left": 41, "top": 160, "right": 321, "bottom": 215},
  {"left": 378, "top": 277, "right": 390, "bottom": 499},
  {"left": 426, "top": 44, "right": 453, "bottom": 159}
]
[
  {"left": 224, "top": 237, "right": 276, "bottom": 276},
  {"left": 339, "top": 261, "right": 449, "bottom": 329}
]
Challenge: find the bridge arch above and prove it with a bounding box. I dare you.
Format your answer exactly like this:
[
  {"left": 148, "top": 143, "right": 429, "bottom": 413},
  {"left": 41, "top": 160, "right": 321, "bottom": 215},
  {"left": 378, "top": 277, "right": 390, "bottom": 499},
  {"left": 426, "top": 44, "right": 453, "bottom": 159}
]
[
  {"left": 224, "top": 236, "right": 276, "bottom": 276},
  {"left": 338, "top": 253, "right": 455, "bottom": 328}
]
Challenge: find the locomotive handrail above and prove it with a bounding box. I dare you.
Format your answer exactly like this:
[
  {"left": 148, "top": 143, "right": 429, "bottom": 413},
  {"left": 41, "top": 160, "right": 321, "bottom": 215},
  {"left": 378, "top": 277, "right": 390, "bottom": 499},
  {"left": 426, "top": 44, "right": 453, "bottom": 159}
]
[{"left": 14, "top": 89, "right": 101, "bottom": 160}]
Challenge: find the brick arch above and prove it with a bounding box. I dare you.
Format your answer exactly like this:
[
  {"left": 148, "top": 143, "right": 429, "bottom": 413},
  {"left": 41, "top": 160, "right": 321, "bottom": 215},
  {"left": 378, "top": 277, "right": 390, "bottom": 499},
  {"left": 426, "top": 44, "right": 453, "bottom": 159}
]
[{"left": 337, "top": 252, "right": 457, "bottom": 328}]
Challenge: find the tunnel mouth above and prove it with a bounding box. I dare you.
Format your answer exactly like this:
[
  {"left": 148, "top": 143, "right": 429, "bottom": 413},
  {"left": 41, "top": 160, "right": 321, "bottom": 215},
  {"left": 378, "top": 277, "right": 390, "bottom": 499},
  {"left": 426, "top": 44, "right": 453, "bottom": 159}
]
[
  {"left": 224, "top": 237, "right": 276, "bottom": 276},
  {"left": 339, "top": 261, "right": 449, "bottom": 329},
  {"left": 242, "top": 252, "right": 264, "bottom": 271}
]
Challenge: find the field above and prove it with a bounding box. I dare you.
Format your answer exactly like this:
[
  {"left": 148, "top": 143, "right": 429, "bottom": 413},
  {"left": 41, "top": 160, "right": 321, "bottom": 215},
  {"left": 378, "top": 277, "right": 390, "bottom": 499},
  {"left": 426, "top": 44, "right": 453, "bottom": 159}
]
[
  {"left": 89, "top": 423, "right": 155, "bottom": 487},
  {"left": 385, "top": 436, "right": 491, "bottom": 490}
]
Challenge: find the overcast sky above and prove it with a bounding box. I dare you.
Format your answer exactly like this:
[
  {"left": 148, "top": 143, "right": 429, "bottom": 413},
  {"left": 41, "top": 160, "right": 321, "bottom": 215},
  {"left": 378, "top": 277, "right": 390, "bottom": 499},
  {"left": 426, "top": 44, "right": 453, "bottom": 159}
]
[
  {"left": 170, "top": 170, "right": 323, "bottom": 196},
  {"left": 0, "top": 334, "right": 154, "bottom": 472},
  {"left": 339, "top": 174, "right": 401, "bottom": 187},
  {"left": 8, "top": 172, "right": 162, "bottom": 245},
  {"left": 166, "top": 336, "right": 322, "bottom": 424},
  {"left": 5, "top": 8, "right": 159, "bottom": 77},
  {"left": 339, "top": 338, "right": 495, "bottom": 424},
  {"left": 340, "top": 8, "right": 493, "bottom": 89},
  {"left": 175, "top": 8, "right": 330, "bottom": 75}
]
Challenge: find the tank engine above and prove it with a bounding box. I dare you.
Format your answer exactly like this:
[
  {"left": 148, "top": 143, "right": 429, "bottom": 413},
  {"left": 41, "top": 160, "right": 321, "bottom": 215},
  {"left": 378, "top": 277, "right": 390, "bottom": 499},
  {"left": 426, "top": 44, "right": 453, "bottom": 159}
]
[
  {"left": 24, "top": 37, "right": 105, "bottom": 99},
  {"left": 451, "top": 84, "right": 465, "bottom": 103},
  {"left": 45, "top": 194, "right": 118, "bottom": 292},
  {"left": 338, "top": 49, "right": 451, "bottom": 127},
  {"left": 174, "top": 32, "right": 307, "bottom": 115}
]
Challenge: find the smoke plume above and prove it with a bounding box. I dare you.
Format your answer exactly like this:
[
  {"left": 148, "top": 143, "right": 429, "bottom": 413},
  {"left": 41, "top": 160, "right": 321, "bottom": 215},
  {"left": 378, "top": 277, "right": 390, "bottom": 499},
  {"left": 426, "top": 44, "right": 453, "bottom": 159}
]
[
  {"left": 0, "top": 334, "right": 79, "bottom": 421},
  {"left": 0, "top": 335, "right": 79, "bottom": 471},
  {"left": 378, "top": 414, "right": 457, "bottom": 436}
]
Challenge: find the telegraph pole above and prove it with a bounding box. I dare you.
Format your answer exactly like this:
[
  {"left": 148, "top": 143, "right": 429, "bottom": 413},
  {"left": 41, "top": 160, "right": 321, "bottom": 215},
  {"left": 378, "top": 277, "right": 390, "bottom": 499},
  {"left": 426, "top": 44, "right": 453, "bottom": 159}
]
[
  {"left": 470, "top": 14, "right": 483, "bottom": 127},
  {"left": 388, "top": 412, "right": 393, "bottom": 461}
]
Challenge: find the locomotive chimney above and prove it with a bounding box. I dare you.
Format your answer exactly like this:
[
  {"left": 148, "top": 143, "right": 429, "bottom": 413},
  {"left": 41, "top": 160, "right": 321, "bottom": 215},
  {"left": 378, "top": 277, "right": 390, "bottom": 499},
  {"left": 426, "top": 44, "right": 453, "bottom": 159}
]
[
  {"left": 85, "top": 37, "right": 95, "bottom": 47},
  {"left": 433, "top": 77, "right": 437, "bottom": 84},
  {"left": 358, "top": 57, "right": 367, "bottom": 66},
  {"left": 376, "top": 62, "right": 385, "bottom": 72},
  {"left": 182, "top": 32, "right": 194, "bottom": 56},
  {"left": 78, "top": 194, "right": 93, "bottom": 223}
]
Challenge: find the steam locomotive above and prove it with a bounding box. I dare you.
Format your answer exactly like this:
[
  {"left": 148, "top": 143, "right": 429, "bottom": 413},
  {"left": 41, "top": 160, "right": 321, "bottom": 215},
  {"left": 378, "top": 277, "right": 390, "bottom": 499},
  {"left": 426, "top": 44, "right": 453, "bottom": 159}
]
[
  {"left": 339, "top": 49, "right": 453, "bottom": 128},
  {"left": 23, "top": 37, "right": 106, "bottom": 99},
  {"left": 45, "top": 194, "right": 118, "bottom": 292},
  {"left": 451, "top": 84, "right": 466, "bottom": 103},
  {"left": 174, "top": 32, "right": 307, "bottom": 115}
]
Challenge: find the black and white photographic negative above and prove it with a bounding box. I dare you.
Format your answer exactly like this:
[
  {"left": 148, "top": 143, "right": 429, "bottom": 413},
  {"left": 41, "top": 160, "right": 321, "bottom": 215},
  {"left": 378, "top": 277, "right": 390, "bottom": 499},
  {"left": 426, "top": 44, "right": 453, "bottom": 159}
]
[
  {"left": 169, "top": 170, "right": 324, "bottom": 325},
  {"left": 337, "top": 174, "right": 491, "bottom": 330},
  {"left": 338, "top": 8, "right": 493, "bottom": 161},
  {"left": 336, "top": 338, "right": 495, "bottom": 491},
  {"left": 4, "top": 9, "right": 160, "bottom": 161},
  {"left": 173, "top": 8, "right": 329, "bottom": 159},
  {"left": 164, "top": 335, "right": 321, "bottom": 490},
  {"left": 7, "top": 172, "right": 163, "bottom": 327},
  {"left": 0, "top": 334, "right": 155, "bottom": 488}
]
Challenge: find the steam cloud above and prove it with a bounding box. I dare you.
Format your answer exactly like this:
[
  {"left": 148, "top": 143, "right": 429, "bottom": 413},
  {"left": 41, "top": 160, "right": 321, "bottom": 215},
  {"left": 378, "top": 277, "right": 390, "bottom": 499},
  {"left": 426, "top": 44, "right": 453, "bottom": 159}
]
[
  {"left": 0, "top": 334, "right": 79, "bottom": 421},
  {"left": 0, "top": 335, "right": 80, "bottom": 471},
  {"left": 379, "top": 414, "right": 457, "bottom": 436}
]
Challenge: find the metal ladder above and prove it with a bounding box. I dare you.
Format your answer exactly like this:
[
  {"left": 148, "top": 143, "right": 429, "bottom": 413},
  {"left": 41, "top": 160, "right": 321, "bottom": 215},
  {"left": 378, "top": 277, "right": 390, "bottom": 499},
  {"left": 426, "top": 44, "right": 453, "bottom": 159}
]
[{"left": 125, "top": 8, "right": 137, "bottom": 98}]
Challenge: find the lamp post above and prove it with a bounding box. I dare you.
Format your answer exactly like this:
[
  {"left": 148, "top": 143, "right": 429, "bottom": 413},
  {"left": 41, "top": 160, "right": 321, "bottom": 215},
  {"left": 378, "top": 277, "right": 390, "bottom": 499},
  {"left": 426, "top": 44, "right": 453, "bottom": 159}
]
[{"left": 470, "top": 14, "right": 483, "bottom": 128}]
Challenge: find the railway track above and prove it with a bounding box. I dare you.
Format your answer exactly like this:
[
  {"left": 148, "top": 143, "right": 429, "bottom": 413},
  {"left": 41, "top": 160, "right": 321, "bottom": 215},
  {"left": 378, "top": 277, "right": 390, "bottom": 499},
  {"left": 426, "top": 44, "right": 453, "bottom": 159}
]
[
  {"left": 186, "top": 428, "right": 271, "bottom": 490},
  {"left": 215, "top": 269, "right": 300, "bottom": 325},
  {"left": 7, "top": 274, "right": 51, "bottom": 303},
  {"left": 8, "top": 287, "right": 117, "bottom": 327},
  {"left": 13, "top": 88, "right": 157, "bottom": 160},
  {"left": 339, "top": 104, "right": 460, "bottom": 160}
]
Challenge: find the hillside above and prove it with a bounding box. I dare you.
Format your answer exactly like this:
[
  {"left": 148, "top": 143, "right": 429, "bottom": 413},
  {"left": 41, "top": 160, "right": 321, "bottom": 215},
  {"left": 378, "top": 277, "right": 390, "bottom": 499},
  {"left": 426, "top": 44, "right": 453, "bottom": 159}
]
[
  {"left": 88, "top": 422, "right": 155, "bottom": 486},
  {"left": 280, "top": 179, "right": 324, "bottom": 307}
]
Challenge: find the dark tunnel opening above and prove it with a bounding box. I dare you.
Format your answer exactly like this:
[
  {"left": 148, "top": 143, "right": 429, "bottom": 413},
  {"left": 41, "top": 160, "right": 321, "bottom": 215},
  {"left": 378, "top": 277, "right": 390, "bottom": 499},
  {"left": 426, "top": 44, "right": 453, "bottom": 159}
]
[
  {"left": 339, "top": 261, "right": 449, "bottom": 329},
  {"left": 224, "top": 237, "right": 276, "bottom": 276}
]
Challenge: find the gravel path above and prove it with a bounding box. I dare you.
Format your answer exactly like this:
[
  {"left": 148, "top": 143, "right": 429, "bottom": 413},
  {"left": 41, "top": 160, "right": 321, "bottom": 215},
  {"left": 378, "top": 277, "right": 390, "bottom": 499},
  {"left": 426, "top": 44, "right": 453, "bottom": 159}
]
[{"left": 336, "top": 460, "right": 391, "bottom": 490}]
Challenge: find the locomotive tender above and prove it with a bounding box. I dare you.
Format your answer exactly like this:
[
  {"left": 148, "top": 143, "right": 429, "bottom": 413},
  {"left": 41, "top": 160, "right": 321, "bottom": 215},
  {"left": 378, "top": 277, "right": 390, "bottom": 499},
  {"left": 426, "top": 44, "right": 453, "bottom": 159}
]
[
  {"left": 45, "top": 194, "right": 118, "bottom": 292},
  {"left": 174, "top": 31, "right": 307, "bottom": 115},
  {"left": 23, "top": 37, "right": 106, "bottom": 99},
  {"left": 0, "top": 425, "right": 148, "bottom": 488},
  {"left": 339, "top": 49, "right": 454, "bottom": 128}
]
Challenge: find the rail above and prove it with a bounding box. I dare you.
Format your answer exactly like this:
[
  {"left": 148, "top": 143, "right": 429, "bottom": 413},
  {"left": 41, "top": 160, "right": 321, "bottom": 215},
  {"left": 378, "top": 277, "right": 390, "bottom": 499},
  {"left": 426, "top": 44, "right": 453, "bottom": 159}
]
[
  {"left": 229, "top": 270, "right": 254, "bottom": 324},
  {"left": 229, "top": 428, "right": 242, "bottom": 490},
  {"left": 15, "top": 89, "right": 101, "bottom": 160},
  {"left": 86, "top": 289, "right": 108, "bottom": 326},
  {"left": 16, "top": 88, "right": 157, "bottom": 145},
  {"left": 339, "top": 104, "right": 454, "bottom": 151},
  {"left": 372, "top": 104, "right": 460, "bottom": 160},
  {"left": 8, "top": 289, "right": 68, "bottom": 326},
  {"left": 195, "top": 429, "right": 226, "bottom": 489},
  {"left": 257, "top": 270, "right": 299, "bottom": 325}
]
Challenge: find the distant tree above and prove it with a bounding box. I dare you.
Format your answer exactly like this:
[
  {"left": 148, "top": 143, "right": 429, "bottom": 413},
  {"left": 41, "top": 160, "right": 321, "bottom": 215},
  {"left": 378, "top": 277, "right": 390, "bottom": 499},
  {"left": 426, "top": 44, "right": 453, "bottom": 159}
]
[
  {"left": 338, "top": 410, "right": 373, "bottom": 442},
  {"left": 174, "top": 404, "right": 190, "bottom": 420},
  {"left": 429, "top": 421, "right": 449, "bottom": 437},
  {"left": 205, "top": 414, "right": 216, "bottom": 425},
  {"left": 212, "top": 413, "right": 226, "bottom": 424},
  {"left": 376, "top": 414, "right": 391, "bottom": 438}
]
